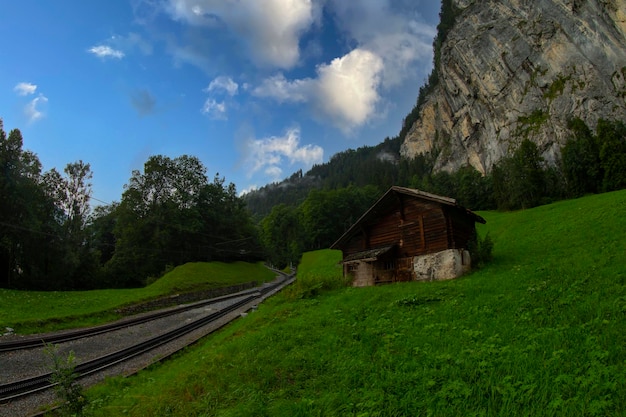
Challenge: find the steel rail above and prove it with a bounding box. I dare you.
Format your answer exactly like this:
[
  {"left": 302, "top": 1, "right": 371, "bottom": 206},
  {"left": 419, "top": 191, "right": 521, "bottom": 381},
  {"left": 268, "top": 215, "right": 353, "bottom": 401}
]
[
  {"left": 0, "top": 293, "right": 258, "bottom": 403},
  {"left": 0, "top": 275, "right": 285, "bottom": 352},
  {"left": 0, "top": 274, "right": 294, "bottom": 404}
]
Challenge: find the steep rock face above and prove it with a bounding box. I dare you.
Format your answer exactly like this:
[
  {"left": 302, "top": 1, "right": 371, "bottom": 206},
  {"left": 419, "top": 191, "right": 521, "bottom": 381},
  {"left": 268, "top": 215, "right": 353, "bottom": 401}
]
[{"left": 401, "top": 0, "right": 626, "bottom": 174}]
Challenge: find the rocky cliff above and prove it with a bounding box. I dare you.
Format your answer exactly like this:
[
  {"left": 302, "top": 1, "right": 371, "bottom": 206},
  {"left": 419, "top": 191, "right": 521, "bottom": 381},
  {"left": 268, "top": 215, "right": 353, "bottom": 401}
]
[{"left": 400, "top": 0, "right": 626, "bottom": 174}]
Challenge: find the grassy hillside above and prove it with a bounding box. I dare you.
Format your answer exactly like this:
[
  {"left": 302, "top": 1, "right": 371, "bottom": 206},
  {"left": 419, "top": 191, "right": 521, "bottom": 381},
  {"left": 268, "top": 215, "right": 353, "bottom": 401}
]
[
  {"left": 80, "top": 190, "right": 626, "bottom": 416},
  {"left": 0, "top": 262, "right": 275, "bottom": 334}
]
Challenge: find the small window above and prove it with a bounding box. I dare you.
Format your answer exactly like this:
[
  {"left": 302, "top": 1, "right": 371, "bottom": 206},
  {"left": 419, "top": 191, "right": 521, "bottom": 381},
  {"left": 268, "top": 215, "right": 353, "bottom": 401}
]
[{"left": 383, "top": 260, "right": 396, "bottom": 270}]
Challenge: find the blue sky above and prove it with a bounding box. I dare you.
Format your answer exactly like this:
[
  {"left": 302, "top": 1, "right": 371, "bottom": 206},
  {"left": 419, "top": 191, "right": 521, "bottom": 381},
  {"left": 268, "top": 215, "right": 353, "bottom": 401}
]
[{"left": 0, "top": 0, "right": 439, "bottom": 204}]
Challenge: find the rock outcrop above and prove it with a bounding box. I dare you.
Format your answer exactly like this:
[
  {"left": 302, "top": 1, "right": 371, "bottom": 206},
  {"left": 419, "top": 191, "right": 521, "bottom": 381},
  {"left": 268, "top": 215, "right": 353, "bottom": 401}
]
[{"left": 400, "top": 0, "right": 626, "bottom": 174}]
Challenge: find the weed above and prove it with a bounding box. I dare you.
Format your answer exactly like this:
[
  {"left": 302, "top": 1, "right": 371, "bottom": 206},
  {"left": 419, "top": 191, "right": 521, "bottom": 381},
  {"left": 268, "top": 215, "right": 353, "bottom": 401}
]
[{"left": 46, "top": 345, "right": 87, "bottom": 416}]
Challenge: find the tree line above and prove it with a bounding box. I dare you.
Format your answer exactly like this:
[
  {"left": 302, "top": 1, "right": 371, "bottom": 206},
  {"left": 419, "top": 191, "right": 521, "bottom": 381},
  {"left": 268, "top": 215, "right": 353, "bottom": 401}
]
[
  {"left": 256, "top": 117, "right": 626, "bottom": 268},
  {"left": 1, "top": 120, "right": 262, "bottom": 290},
  {"left": 3, "top": 115, "right": 625, "bottom": 288}
]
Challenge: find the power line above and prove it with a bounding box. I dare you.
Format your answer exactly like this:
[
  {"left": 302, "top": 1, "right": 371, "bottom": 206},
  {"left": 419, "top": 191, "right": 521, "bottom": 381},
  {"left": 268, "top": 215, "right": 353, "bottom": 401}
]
[{"left": 0, "top": 221, "right": 60, "bottom": 238}]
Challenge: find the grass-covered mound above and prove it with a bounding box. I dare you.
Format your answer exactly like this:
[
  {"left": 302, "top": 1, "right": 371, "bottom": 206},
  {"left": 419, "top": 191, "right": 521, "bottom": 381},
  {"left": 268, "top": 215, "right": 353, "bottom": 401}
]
[
  {"left": 0, "top": 262, "right": 275, "bottom": 334},
  {"left": 82, "top": 190, "right": 626, "bottom": 416}
]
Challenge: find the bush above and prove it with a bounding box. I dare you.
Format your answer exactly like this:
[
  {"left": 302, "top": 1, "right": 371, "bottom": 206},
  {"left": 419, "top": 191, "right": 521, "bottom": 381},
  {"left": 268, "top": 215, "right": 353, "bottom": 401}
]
[{"left": 468, "top": 232, "right": 494, "bottom": 269}]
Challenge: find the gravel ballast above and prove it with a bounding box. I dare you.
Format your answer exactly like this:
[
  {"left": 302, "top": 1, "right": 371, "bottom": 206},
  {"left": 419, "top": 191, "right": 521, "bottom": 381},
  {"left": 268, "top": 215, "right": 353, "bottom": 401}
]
[{"left": 0, "top": 277, "right": 292, "bottom": 417}]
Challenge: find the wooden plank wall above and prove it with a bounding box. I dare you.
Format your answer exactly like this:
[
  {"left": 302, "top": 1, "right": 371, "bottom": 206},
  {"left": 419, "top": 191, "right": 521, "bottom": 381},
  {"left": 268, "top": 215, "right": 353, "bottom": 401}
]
[
  {"left": 342, "top": 196, "right": 454, "bottom": 258},
  {"left": 445, "top": 207, "right": 476, "bottom": 249}
]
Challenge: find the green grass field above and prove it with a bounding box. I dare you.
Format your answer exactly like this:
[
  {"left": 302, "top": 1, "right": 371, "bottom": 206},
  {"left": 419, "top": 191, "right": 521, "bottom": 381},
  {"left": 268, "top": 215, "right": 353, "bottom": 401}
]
[
  {"left": 0, "top": 261, "right": 276, "bottom": 334},
  {"left": 49, "top": 191, "right": 626, "bottom": 415}
]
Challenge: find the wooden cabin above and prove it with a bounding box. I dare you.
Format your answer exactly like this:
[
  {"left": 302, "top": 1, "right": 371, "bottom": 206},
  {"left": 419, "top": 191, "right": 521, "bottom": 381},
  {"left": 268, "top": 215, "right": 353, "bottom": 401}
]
[{"left": 330, "top": 186, "right": 486, "bottom": 286}]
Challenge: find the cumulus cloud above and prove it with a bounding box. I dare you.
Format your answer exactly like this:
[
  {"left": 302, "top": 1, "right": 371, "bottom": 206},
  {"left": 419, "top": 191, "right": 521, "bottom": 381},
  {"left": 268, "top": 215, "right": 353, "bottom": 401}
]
[
  {"left": 130, "top": 89, "right": 157, "bottom": 116},
  {"left": 165, "top": 0, "right": 317, "bottom": 68},
  {"left": 202, "top": 76, "right": 239, "bottom": 119},
  {"left": 327, "top": 0, "right": 436, "bottom": 88},
  {"left": 243, "top": 127, "right": 323, "bottom": 179},
  {"left": 152, "top": 0, "right": 436, "bottom": 133},
  {"left": 205, "top": 76, "right": 238, "bottom": 96},
  {"left": 14, "top": 82, "right": 37, "bottom": 96},
  {"left": 315, "top": 49, "right": 384, "bottom": 130},
  {"left": 253, "top": 74, "right": 310, "bottom": 103},
  {"left": 253, "top": 48, "right": 383, "bottom": 133},
  {"left": 202, "top": 98, "right": 227, "bottom": 119},
  {"left": 88, "top": 45, "right": 125, "bottom": 59},
  {"left": 24, "top": 94, "right": 48, "bottom": 123}
]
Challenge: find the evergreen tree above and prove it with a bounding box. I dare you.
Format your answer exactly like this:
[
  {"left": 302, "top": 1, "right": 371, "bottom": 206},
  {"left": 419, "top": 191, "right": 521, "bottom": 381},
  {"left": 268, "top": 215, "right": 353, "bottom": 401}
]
[
  {"left": 597, "top": 119, "right": 626, "bottom": 192},
  {"left": 561, "top": 118, "right": 601, "bottom": 196},
  {"left": 493, "top": 140, "right": 545, "bottom": 210}
]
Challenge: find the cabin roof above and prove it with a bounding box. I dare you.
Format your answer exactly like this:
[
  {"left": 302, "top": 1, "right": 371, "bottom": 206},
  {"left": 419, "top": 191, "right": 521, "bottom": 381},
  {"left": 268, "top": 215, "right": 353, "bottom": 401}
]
[
  {"left": 330, "top": 186, "right": 486, "bottom": 250},
  {"left": 342, "top": 245, "right": 395, "bottom": 263}
]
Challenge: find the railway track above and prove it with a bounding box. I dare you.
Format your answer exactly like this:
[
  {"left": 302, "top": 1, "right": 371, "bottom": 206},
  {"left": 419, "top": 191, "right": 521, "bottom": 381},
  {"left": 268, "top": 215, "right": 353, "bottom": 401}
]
[
  {"left": 0, "top": 286, "right": 262, "bottom": 352},
  {"left": 0, "top": 273, "right": 294, "bottom": 404}
]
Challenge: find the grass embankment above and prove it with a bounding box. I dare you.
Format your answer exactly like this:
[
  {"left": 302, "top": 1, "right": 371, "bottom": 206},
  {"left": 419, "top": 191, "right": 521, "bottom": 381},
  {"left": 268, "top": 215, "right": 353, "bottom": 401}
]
[
  {"left": 0, "top": 262, "right": 275, "bottom": 334},
  {"left": 77, "top": 191, "right": 625, "bottom": 415}
]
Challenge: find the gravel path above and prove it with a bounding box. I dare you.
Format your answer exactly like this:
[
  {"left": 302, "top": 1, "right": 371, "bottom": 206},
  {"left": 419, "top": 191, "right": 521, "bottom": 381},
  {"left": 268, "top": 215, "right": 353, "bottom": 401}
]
[{"left": 0, "top": 276, "right": 292, "bottom": 417}]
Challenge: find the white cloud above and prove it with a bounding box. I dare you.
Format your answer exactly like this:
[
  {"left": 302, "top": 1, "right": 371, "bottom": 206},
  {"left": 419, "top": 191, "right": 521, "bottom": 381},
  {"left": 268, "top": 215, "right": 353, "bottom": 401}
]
[
  {"left": 201, "top": 98, "right": 227, "bottom": 119},
  {"left": 205, "top": 76, "right": 238, "bottom": 96},
  {"left": 88, "top": 45, "right": 125, "bottom": 59},
  {"left": 244, "top": 127, "right": 323, "bottom": 179},
  {"left": 315, "top": 49, "right": 384, "bottom": 130},
  {"left": 253, "top": 48, "right": 384, "bottom": 133},
  {"left": 238, "top": 184, "right": 258, "bottom": 196},
  {"left": 24, "top": 94, "right": 48, "bottom": 123},
  {"left": 14, "top": 82, "right": 37, "bottom": 96},
  {"left": 253, "top": 73, "right": 310, "bottom": 103},
  {"left": 327, "top": 0, "right": 435, "bottom": 88},
  {"left": 165, "top": 0, "right": 317, "bottom": 68}
]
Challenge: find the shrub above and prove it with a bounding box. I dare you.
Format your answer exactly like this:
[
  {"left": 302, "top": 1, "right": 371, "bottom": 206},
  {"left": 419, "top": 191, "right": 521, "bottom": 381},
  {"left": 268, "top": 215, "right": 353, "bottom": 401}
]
[{"left": 468, "top": 232, "right": 494, "bottom": 269}]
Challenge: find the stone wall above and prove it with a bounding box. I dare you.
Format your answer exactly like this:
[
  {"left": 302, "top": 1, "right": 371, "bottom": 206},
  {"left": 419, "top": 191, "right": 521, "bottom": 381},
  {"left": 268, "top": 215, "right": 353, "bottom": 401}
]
[{"left": 413, "top": 249, "right": 471, "bottom": 281}]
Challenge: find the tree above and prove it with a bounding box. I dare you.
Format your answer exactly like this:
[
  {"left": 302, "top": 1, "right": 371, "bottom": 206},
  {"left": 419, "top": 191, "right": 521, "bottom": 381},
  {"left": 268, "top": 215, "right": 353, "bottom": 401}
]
[
  {"left": 87, "top": 203, "right": 118, "bottom": 267},
  {"left": 299, "top": 186, "right": 380, "bottom": 251},
  {"left": 0, "top": 123, "right": 57, "bottom": 289},
  {"left": 597, "top": 119, "right": 626, "bottom": 192},
  {"left": 493, "top": 140, "right": 545, "bottom": 210},
  {"left": 560, "top": 118, "right": 626, "bottom": 196},
  {"left": 455, "top": 166, "right": 495, "bottom": 210},
  {"left": 105, "top": 156, "right": 260, "bottom": 287},
  {"left": 39, "top": 161, "right": 97, "bottom": 289},
  {"left": 260, "top": 204, "right": 303, "bottom": 268},
  {"left": 561, "top": 118, "right": 602, "bottom": 196},
  {"left": 106, "top": 155, "right": 199, "bottom": 286}
]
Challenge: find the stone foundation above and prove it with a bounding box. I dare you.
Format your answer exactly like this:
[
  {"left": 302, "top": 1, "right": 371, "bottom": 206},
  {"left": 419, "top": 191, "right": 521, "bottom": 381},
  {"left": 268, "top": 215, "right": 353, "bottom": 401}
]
[{"left": 413, "top": 249, "right": 471, "bottom": 281}]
